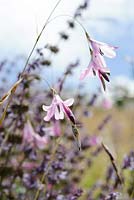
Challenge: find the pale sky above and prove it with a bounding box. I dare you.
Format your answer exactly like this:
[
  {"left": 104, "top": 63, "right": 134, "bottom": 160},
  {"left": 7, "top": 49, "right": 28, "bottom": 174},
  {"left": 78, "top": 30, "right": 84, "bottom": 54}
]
[
  {"left": 0, "top": 0, "right": 82, "bottom": 57},
  {"left": 0, "top": 0, "right": 134, "bottom": 90},
  {"left": 0, "top": 0, "right": 133, "bottom": 54}
]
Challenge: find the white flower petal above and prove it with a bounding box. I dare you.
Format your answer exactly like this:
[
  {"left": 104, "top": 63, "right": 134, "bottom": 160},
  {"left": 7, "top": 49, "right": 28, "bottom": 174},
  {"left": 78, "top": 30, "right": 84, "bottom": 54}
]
[
  {"left": 59, "top": 104, "right": 64, "bottom": 119},
  {"left": 55, "top": 106, "right": 61, "bottom": 120},
  {"left": 44, "top": 105, "right": 55, "bottom": 121},
  {"left": 64, "top": 98, "right": 74, "bottom": 107},
  {"left": 101, "top": 45, "right": 116, "bottom": 58},
  {"left": 44, "top": 116, "right": 50, "bottom": 121},
  {"left": 54, "top": 105, "right": 64, "bottom": 120},
  {"left": 42, "top": 105, "right": 50, "bottom": 111},
  {"left": 55, "top": 94, "right": 62, "bottom": 102}
]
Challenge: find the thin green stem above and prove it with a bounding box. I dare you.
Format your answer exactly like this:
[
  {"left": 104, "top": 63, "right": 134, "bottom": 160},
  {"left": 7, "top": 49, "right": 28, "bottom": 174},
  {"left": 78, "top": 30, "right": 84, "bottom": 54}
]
[
  {"left": 21, "top": 0, "right": 63, "bottom": 75},
  {"left": 41, "top": 77, "right": 52, "bottom": 91},
  {"left": 47, "top": 14, "right": 87, "bottom": 33},
  {"left": 46, "top": 14, "right": 91, "bottom": 55}
]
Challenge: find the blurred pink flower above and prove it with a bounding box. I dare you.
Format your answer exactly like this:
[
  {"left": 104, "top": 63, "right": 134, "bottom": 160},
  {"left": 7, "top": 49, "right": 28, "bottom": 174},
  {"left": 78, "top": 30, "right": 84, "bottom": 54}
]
[
  {"left": 102, "top": 98, "right": 113, "bottom": 109},
  {"left": 47, "top": 183, "right": 53, "bottom": 190},
  {"left": 43, "top": 120, "right": 61, "bottom": 137},
  {"left": 23, "top": 120, "right": 35, "bottom": 144},
  {"left": 53, "top": 120, "right": 61, "bottom": 136},
  {"left": 10, "top": 159, "right": 38, "bottom": 170},
  {"left": 23, "top": 120, "right": 48, "bottom": 149},
  {"left": 22, "top": 162, "right": 38, "bottom": 170},
  {"left": 89, "top": 135, "right": 101, "bottom": 146},
  {"left": 42, "top": 94, "right": 75, "bottom": 124},
  {"left": 34, "top": 134, "right": 48, "bottom": 149},
  {"left": 80, "top": 36, "right": 117, "bottom": 90}
]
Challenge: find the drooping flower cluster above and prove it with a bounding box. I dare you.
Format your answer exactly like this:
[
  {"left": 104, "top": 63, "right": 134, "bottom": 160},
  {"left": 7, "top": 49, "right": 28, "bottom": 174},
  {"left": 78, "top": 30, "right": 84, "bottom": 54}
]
[
  {"left": 80, "top": 33, "right": 117, "bottom": 90},
  {"left": 42, "top": 92, "right": 81, "bottom": 149},
  {"left": 42, "top": 93, "right": 75, "bottom": 124}
]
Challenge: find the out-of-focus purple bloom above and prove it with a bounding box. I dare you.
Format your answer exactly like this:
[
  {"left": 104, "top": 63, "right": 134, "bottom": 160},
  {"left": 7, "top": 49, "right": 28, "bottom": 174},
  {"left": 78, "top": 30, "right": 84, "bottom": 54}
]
[
  {"left": 105, "top": 192, "right": 121, "bottom": 200},
  {"left": 43, "top": 94, "right": 75, "bottom": 124},
  {"left": 67, "top": 188, "right": 83, "bottom": 200},
  {"left": 98, "top": 115, "right": 112, "bottom": 131},
  {"left": 52, "top": 161, "right": 64, "bottom": 170},
  {"left": 58, "top": 171, "right": 68, "bottom": 180},
  {"left": 23, "top": 174, "right": 37, "bottom": 189},
  {"left": 122, "top": 151, "right": 134, "bottom": 170},
  {"left": 81, "top": 135, "right": 101, "bottom": 150},
  {"left": 56, "top": 194, "right": 65, "bottom": 200},
  {"left": 88, "top": 94, "right": 98, "bottom": 106},
  {"left": 83, "top": 110, "right": 93, "bottom": 117},
  {"left": 23, "top": 120, "right": 48, "bottom": 149},
  {"left": 80, "top": 35, "right": 117, "bottom": 90},
  {"left": 106, "top": 166, "right": 114, "bottom": 182},
  {"left": 23, "top": 173, "right": 43, "bottom": 189}
]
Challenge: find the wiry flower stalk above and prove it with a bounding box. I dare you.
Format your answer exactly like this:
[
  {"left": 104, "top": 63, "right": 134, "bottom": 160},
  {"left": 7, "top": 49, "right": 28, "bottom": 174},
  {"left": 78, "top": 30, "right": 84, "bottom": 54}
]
[
  {"left": 102, "top": 142, "right": 122, "bottom": 185},
  {"left": 0, "top": 0, "right": 63, "bottom": 125}
]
